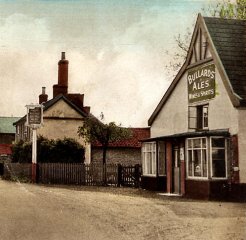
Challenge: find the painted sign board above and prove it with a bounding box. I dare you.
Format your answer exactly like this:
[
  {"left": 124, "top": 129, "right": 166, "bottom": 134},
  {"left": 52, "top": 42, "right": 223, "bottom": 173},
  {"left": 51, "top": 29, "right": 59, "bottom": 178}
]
[
  {"left": 26, "top": 104, "right": 43, "bottom": 128},
  {"left": 187, "top": 64, "right": 215, "bottom": 103}
]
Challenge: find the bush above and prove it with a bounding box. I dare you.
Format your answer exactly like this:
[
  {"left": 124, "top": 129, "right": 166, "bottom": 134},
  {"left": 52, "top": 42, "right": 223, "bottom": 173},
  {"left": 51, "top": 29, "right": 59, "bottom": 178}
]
[
  {"left": 12, "top": 136, "right": 85, "bottom": 163},
  {"left": 12, "top": 140, "right": 32, "bottom": 163}
]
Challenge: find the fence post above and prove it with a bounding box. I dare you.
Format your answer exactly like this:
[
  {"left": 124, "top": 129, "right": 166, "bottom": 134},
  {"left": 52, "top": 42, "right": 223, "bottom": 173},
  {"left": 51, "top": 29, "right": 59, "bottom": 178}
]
[
  {"left": 117, "top": 164, "right": 122, "bottom": 187},
  {"left": 36, "top": 163, "right": 40, "bottom": 183},
  {"left": 0, "top": 162, "right": 3, "bottom": 176},
  {"left": 82, "top": 163, "right": 86, "bottom": 185},
  {"left": 103, "top": 163, "right": 107, "bottom": 186},
  {"left": 32, "top": 163, "right": 37, "bottom": 183},
  {"left": 134, "top": 164, "right": 140, "bottom": 188}
]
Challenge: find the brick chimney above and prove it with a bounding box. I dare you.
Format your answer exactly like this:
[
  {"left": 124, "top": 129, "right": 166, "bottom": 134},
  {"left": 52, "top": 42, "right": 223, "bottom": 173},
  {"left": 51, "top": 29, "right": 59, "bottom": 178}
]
[
  {"left": 39, "top": 87, "right": 48, "bottom": 104},
  {"left": 53, "top": 52, "right": 69, "bottom": 98}
]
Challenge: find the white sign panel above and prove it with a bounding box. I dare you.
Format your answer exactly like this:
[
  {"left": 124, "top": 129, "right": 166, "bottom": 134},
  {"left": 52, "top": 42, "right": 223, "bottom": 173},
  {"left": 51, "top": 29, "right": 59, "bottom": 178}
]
[{"left": 26, "top": 104, "right": 43, "bottom": 128}]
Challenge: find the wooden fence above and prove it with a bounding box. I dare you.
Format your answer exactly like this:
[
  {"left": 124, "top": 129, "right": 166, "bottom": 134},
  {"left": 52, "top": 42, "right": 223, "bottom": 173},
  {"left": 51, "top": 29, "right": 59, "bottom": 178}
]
[
  {"left": 38, "top": 163, "right": 86, "bottom": 185},
  {"left": 118, "top": 164, "right": 141, "bottom": 188},
  {"left": 3, "top": 162, "right": 141, "bottom": 188}
]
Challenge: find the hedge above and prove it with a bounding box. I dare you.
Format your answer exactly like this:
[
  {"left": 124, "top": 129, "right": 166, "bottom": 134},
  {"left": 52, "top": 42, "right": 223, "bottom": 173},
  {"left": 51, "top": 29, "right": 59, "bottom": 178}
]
[{"left": 11, "top": 136, "right": 85, "bottom": 163}]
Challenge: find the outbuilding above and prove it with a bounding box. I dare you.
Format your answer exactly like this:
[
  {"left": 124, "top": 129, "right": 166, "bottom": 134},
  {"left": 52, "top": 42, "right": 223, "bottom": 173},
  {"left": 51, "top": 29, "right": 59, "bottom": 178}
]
[
  {"left": 92, "top": 127, "right": 150, "bottom": 165},
  {"left": 141, "top": 14, "right": 246, "bottom": 201}
]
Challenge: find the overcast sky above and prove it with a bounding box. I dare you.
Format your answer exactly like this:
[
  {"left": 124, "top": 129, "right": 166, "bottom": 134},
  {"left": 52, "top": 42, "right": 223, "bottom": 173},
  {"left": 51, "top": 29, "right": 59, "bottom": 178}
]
[{"left": 0, "top": 0, "right": 219, "bottom": 127}]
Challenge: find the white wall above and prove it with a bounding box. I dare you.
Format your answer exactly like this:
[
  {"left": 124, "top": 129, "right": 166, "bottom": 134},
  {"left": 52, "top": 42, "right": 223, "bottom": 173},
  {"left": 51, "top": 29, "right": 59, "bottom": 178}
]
[
  {"left": 238, "top": 110, "right": 246, "bottom": 183},
  {"left": 151, "top": 72, "right": 189, "bottom": 137},
  {"left": 208, "top": 70, "right": 238, "bottom": 135},
  {"left": 151, "top": 63, "right": 238, "bottom": 137},
  {"left": 37, "top": 99, "right": 91, "bottom": 163}
]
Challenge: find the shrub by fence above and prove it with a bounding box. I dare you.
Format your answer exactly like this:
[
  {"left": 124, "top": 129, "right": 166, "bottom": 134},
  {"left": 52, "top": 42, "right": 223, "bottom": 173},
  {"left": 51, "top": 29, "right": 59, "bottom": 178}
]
[
  {"left": 3, "top": 162, "right": 141, "bottom": 187},
  {"left": 11, "top": 137, "right": 85, "bottom": 163}
]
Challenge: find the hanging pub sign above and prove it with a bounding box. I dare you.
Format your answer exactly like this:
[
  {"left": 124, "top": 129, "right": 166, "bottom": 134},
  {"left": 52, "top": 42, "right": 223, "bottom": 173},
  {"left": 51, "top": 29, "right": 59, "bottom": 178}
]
[
  {"left": 26, "top": 104, "right": 43, "bottom": 128},
  {"left": 187, "top": 64, "right": 215, "bottom": 103}
]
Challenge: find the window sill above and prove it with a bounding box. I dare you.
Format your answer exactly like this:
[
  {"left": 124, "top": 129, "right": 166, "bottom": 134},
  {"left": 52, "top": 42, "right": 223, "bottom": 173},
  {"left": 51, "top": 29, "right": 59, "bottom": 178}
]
[
  {"left": 186, "top": 177, "right": 228, "bottom": 181},
  {"left": 195, "top": 128, "right": 209, "bottom": 132},
  {"left": 186, "top": 177, "right": 208, "bottom": 180},
  {"left": 211, "top": 177, "right": 228, "bottom": 180},
  {"left": 142, "top": 174, "right": 157, "bottom": 178}
]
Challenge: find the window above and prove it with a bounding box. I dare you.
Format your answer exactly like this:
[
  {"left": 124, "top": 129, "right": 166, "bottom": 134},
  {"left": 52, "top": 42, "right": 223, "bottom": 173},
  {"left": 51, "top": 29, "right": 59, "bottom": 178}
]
[
  {"left": 142, "top": 142, "right": 156, "bottom": 176},
  {"left": 188, "top": 105, "right": 208, "bottom": 130},
  {"left": 211, "top": 137, "right": 227, "bottom": 178},
  {"left": 16, "top": 125, "right": 20, "bottom": 135},
  {"left": 187, "top": 138, "right": 208, "bottom": 178},
  {"left": 158, "top": 141, "right": 166, "bottom": 176},
  {"left": 186, "top": 137, "right": 228, "bottom": 179}
]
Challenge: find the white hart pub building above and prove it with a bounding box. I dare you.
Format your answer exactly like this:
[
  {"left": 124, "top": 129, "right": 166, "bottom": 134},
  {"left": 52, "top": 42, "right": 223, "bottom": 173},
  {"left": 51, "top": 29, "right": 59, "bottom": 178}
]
[{"left": 141, "top": 14, "right": 246, "bottom": 200}]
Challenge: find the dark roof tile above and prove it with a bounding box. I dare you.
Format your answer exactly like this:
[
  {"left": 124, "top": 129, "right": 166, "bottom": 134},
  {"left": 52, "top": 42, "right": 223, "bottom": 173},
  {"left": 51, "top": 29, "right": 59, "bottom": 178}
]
[
  {"left": 204, "top": 17, "right": 246, "bottom": 100},
  {"left": 92, "top": 128, "right": 150, "bottom": 148}
]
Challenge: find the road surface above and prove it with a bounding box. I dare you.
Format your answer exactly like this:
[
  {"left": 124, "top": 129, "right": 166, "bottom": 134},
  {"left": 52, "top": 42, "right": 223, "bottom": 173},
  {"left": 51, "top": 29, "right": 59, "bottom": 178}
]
[{"left": 0, "top": 179, "right": 245, "bottom": 240}]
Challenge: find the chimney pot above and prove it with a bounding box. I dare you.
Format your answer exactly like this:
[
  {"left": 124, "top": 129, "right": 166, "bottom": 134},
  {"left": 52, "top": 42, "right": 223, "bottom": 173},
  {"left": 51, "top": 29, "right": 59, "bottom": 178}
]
[
  {"left": 61, "top": 52, "right": 66, "bottom": 60},
  {"left": 42, "top": 87, "right": 46, "bottom": 94},
  {"left": 39, "top": 87, "right": 48, "bottom": 104}
]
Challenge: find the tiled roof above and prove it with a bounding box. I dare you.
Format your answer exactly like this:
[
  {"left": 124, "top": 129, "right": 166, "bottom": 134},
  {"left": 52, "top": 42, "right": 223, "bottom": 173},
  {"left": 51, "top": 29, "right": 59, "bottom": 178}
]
[
  {"left": 13, "top": 94, "right": 90, "bottom": 125},
  {"left": 92, "top": 128, "right": 150, "bottom": 148},
  {"left": 43, "top": 94, "right": 89, "bottom": 117},
  {"left": 0, "top": 117, "right": 20, "bottom": 133},
  {"left": 0, "top": 144, "right": 12, "bottom": 155},
  {"left": 204, "top": 17, "right": 246, "bottom": 100}
]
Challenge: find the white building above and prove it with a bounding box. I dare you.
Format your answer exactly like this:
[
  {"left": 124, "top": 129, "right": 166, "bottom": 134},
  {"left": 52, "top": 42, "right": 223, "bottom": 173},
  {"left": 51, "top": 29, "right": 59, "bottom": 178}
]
[{"left": 142, "top": 14, "right": 246, "bottom": 200}]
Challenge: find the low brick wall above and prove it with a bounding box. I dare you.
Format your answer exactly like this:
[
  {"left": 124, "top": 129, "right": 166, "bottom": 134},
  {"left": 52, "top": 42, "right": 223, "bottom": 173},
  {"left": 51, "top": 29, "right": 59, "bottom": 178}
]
[
  {"left": 91, "top": 147, "right": 141, "bottom": 165},
  {"left": 3, "top": 162, "right": 32, "bottom": 181}
]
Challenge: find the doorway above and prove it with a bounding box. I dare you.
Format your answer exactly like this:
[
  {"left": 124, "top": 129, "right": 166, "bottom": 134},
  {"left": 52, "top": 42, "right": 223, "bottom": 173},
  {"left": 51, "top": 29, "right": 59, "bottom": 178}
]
[{"left": 172, "top": 146, "right": 181, "bottom": 194}]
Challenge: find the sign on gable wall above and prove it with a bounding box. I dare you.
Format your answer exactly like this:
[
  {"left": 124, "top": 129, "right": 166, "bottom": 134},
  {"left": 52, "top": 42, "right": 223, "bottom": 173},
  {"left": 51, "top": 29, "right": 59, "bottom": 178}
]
[{"left": 187, "top": 64, "right": 215, "bottom": 103}]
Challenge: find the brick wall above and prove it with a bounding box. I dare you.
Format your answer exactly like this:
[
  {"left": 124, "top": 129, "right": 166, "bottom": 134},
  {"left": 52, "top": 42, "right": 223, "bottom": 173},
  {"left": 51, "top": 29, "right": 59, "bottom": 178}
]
[
  {"left": 91, "top": 147, "right": 141, "bottom": 165},
  {"left": 0, "top": 133, "right": 15, "bottom": 144}
]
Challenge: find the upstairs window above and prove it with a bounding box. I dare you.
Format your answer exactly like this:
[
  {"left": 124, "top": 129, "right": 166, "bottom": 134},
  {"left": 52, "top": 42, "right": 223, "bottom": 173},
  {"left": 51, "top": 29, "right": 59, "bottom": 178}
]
[
  {"left": 16, "top": 125, "right": 20, "bottom": 135},
  {"left": 188, "top": 105, "right": 208, "bottom": 130}
]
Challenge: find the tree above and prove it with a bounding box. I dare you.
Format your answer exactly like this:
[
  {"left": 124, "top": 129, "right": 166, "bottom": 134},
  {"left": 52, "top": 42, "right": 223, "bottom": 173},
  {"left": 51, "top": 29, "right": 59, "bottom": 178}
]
[
  {"left": 166, "top": 0, "right": 246, "bottom": 74},
  {"left": 77, "top": 113, "right": 132, "bottom": 165},
  {"left": 212, "top": 0, "right": 246, "bottom": 19}
]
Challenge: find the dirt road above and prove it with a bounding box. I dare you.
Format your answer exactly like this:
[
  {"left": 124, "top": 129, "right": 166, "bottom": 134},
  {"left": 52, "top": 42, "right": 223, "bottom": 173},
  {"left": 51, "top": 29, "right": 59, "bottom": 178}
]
[{"left": 0, "top": 179, "right": 245, "bottom": 240}]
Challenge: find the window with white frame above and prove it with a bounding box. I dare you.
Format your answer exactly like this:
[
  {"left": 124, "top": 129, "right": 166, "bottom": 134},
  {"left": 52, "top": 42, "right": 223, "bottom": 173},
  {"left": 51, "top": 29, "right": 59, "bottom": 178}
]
[
  {"left": 187, "top": 137, "right": 228, "bottom": 179},
  {"left": 188, "top": 105, "right": 208, "bottom": 130},
  {"left": 142, "top": 142, "right": 156, "bottom": 176},
  {"left": 187, "top": 137, "right": 208, "bottom": 178},
  {"left": 211, "top": 137, "right": 227, "bottom": 178}
]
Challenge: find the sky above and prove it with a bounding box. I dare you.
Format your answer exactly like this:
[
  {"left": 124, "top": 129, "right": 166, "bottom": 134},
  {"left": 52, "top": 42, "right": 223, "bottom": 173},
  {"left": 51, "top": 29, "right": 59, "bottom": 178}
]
[{"left": 0, "top": 0, "right": 220, "bottom": 127}]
